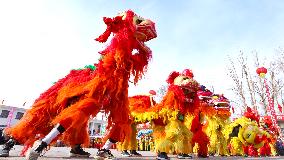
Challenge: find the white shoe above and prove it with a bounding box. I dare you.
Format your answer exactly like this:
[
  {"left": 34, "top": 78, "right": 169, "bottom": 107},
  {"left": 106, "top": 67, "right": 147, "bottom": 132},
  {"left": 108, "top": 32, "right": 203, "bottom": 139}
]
[
  {"left": 121, "top": 150, "right": 131, "bottom": 157},
  {"left": 25, "top": 140, "right": 47, "bottom": 160}
]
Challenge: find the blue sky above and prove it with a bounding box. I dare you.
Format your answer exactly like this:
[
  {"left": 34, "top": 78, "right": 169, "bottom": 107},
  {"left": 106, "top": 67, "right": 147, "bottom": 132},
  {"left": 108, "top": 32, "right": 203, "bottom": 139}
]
[{"left": 0, "top": 0, "right": 284, "bottom": 108}]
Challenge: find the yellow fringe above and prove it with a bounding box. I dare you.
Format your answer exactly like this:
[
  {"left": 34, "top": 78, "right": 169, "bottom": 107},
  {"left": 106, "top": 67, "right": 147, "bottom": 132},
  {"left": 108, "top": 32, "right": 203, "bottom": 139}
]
[
  {"left": 153, "top": 119, "right": 193, "bottom": 154},
  {"left": 229, "top": 137, "right": 244, "bottom": 156},
  {"left": 205, "top": 115, "right": 230, "bottom": 156},
  {"left": 117, "top": 123, "right": 138, "bottom": 151}
]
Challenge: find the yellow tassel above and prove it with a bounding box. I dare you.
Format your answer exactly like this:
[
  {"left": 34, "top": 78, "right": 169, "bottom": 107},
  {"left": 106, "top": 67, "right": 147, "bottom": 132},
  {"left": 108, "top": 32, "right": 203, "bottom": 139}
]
[{"left": 230, "top": 137, "right": 244, "bottom": 155}]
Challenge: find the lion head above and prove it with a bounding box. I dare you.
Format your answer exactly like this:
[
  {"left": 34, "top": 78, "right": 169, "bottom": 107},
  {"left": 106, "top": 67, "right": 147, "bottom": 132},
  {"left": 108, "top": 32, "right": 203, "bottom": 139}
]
[
  {"left": 167, "top": 69, "right": 199, "bottom": 95},
  {"left": 239, "top": 124, "right": 265, "bottom": 148},
  {"left": 95, "top": 10, "right": 157, "bottom": 52},
  {"left": 228, "top": 117, "right": 265, "bottom": 149}
]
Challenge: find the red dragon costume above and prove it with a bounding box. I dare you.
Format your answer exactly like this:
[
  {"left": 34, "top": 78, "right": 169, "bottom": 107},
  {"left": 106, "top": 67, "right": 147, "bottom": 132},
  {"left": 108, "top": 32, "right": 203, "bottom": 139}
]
[{"left": 0, "top": 10, "right": 157, "bottom": 160}]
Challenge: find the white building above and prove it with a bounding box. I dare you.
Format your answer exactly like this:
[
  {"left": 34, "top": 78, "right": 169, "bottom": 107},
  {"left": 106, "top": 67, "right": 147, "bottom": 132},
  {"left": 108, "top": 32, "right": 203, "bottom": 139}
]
[
  {"left": 0, "top": 105, "right": 26, "bottom": 130},
  {"left": 88, "top": 111, "right": 107, "bottom": 138}
]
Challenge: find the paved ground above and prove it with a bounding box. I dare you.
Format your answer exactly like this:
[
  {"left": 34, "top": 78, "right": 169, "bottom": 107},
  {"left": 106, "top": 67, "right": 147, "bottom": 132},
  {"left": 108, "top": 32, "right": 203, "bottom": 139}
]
[{"left": 0, "top": 145, "right": 284, "bottom": 160}]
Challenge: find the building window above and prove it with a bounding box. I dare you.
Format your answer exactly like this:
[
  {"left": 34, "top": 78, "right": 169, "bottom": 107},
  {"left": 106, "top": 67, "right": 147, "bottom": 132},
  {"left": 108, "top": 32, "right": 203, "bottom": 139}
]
[
  {"left": 15, "top": 112, "right": 24, "bottom": 120},
  {"left": 98, "top": 124, "right": 101, "bottom": 134},
  {"left": 0, "top": 110, "right": 10, "bottom": 118}
]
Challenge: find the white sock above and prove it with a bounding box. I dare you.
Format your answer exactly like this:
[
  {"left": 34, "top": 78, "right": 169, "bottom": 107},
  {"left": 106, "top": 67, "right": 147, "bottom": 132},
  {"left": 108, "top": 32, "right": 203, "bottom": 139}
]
[
  {"left": 42, "top": 124, "right": 62, "bottom": 144},
  {"left": 102, "top": 139, "right": 114, "bottom": 150}
]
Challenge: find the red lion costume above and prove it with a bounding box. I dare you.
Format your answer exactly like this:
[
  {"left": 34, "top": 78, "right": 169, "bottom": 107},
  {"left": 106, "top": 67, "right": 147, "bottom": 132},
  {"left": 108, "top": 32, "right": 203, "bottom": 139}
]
[{"left": 1, "top": 10, "right": 157, "bottom": 159}]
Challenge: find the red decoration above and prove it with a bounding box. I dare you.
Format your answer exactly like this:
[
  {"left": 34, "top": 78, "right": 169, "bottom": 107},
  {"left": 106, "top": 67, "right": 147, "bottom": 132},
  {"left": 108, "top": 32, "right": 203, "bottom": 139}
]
[
  {"left": 182, "top": 69, "right": 194, "bottom": 78},
  {"left": 260, "top": 70, "right": 282, "bottom": 137},
  {"left": 256, "top": 67, "right": 267, "bottom": 77},
  {"left": 166, "top": 71, "right": 180, "bottom": 84},
  {"left": 244, "top": 107, "right": 260, "bottom": 123},
  {"left": 149, "top": 90, "right": 156, "bottom": 95},
  {"left": 278, "top": 103, "right": 283, "bottom": 113}
]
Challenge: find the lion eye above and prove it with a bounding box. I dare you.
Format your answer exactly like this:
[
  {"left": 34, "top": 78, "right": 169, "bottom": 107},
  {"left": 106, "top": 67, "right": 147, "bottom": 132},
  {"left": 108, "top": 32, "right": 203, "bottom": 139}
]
[
  {"left": 136, "top": 18, "right": 143, "bottom": 24},
  {"left": 183, "top": 77, "right": 189, "bottom": 80},
  {"left": 247, "top": 133, "right": 251, "bottom": 138}
]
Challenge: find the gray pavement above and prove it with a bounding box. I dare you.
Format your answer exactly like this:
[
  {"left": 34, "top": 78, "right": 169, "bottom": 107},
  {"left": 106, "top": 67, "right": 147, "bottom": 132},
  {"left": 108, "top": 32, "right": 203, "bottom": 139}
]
[{"left": 0, "top": 145, "right": 284, "bottom": 160}]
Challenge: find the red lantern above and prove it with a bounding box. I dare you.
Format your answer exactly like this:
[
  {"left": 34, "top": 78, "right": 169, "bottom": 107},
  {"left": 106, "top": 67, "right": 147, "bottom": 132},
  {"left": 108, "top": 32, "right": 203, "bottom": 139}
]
[
  {"left": 256, "top": 67, "right": 267, "bottom": 78},
  {"left": 149, "top": 90, "right": 156, "bottom": 95}
]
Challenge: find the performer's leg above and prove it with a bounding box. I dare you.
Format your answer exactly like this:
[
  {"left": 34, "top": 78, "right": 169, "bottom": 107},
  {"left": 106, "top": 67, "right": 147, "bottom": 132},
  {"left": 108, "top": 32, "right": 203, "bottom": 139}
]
[
  {"left": 70, "top": 144, "right": 91, "bottom": 157},
  {"left": 173, "top": 121, "right": 193, "bottom": 159},
  {"left": 119, "top": 126, "right": 131, "bottom": 157},
  {"left": 120, "top": 123, "right": 140, "bottom": 157},
  {"left": 68, "top": 120, "right": 91, "bottom": 157},
  {"left": 96, "top": 116, "right": 132, "bottom": 158},
  {"left": 155, "top": 122, "right": 173, "bottom": 160},
  {"left": 129, "top": 123, "right": 141, "bottom": 156},
  {"left": 96, "top": 138, "right": 117, "bottom": 158},
  {"left": 26, "top": 98, "right": 100, "bottom": 160},
  {"left": 0, "top": 134, "right": 18, "bottom": 157},
  {"left": 0, "top": 103, "right": 55, "bottom": 157},
  {"left": 26, "top": 123, "right": 65, "bottom": 160},
  {"left": 120, "top": 139, "right": 131, "bottom": 157}
]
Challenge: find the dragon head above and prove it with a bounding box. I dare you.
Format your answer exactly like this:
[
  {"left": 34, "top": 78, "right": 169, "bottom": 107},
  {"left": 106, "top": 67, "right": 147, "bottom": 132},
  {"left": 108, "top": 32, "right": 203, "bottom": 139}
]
[{"left": 95, "top": 10, "right": 157, "bottom": 52}]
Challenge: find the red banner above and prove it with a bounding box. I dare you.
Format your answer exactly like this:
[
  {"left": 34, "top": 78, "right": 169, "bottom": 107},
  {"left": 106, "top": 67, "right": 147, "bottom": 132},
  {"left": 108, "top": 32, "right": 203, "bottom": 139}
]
[
  {"left": 264, "top": 78, "right": 282, "bottom": 135},
  {"left": 276, "top": 115, "right": 284, "bottom": 121}
]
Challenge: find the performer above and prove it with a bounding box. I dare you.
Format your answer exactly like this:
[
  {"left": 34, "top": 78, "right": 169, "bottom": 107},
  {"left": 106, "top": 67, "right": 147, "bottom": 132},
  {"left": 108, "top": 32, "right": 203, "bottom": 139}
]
[
  {"left": 0, "top": 10, "right": 157, "bottom": 160},
  {"left": 118, "top": 92, "right": 156, "bottom": 157},
  {"left": 203, "top": 93, "right": 231, "bottom": 156},
  {"left": 119, "top": 123, "right": 142, "bottom": 157},
  {"left": 189, "top": 112, "right": 209, "bottom": 158}
]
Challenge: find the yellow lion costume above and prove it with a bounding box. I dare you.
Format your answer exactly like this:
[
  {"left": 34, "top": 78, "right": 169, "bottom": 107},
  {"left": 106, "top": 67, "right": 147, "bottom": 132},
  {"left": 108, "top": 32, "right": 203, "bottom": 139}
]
[
  {"left": 132, "top": 69, "right": 204, "bottom": 159},
  {"left": 201, "top": 93, "right": 231, "bottom": 156},
  {"left": 224, "top": 116, "right": 266, "bottom": 156}
]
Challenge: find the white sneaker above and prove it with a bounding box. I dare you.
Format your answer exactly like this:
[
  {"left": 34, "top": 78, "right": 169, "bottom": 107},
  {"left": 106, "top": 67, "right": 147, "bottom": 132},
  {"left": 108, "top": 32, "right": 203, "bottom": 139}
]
[
  {"left": 25, "top": 140, "right": 47, "bottom": 160},
  {"left": 95, "top": 149, "right": 115, "bottom": 159}
]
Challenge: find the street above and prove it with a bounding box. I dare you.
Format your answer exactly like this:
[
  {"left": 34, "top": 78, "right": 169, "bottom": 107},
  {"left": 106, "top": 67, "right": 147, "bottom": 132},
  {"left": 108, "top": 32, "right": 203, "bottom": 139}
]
[{"left": 0, "top": 145, "right": 284, "bottom": 160}]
